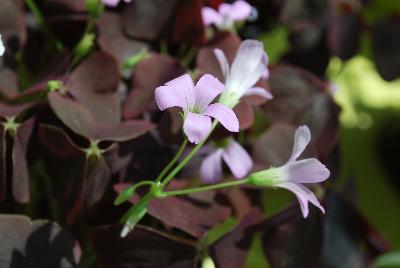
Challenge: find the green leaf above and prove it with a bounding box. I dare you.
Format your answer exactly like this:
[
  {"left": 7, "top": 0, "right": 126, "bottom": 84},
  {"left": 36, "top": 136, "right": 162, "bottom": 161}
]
[{"left": 375, "top": 251, "right": 400, "bottom": 267}]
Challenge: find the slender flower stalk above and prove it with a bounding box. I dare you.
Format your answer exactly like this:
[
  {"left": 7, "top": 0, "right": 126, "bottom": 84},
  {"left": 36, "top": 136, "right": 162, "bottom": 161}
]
[
  {"left": 155, "top": 74, "right": 239, "bottom": 144},
  {"left": 216, "top": 40, "right": 273, "bottom": 108},
  {"left": 248, "top": 126, "right": 330, "bottom": 218},
  {"left": 200, "top": 138, "right": 253, "bottom": 183},
  {"left": 202, "top": 0, "right": 252, "bottom": 31}
]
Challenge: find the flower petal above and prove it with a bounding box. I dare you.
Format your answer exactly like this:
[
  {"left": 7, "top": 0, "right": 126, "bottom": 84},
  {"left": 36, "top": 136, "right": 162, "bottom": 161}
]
[
  {"left": 183, "top": 112, "right": 212, "bottom": 144},
  {"left": 288, "top": 125, "right": 311, "bottom": 162},
  {"left": 277, "top": 182, "right": 325, "bottom": 218},
  {"left": 102, "top": 0, "right": 120, "bottom": 7},
  {"left": 166, "top": 74, "right": 196, "bottom": 108},
  {"left": 0, "top": 34, "right": 4, "bottom": 57},
  {"left": 155, "top": 86, "right": 186, "bottom": 111},
  {"left": 278, "top": 158, "right": 330, "bottom": 183},
  {"left": 244, "top": 87, "right": 273, "bottom": 100},
  {"left": 227, "top": 40, "right": 267, "bottom": 97},
  {"left": 195, "top": 74, "right": 225, "bottom": 110},
  {"left": 200, "top": 149, "right": 224, "bottom": 183},
  {"left": 222, "top": 139, "right": 253, "bottom": 179},
  {"left": 203, "top": 103, "right": 239, "bottom": 132},
  {"left": 227, "top": 0, "right": 252, "bottom": 21},
  {"left": 201, "top": 6, "right": 222, "bottom": 26},
  {"left": 214, "top": 49, "right": 230, "bottom": 79}
]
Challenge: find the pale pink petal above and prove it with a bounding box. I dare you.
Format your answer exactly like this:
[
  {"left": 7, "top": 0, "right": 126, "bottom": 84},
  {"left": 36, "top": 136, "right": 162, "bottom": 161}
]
[
  {"left": 102, "top": 0, "right": 120, "bottom": 7},
  {"left": 165, "top": 74, "right": 196, "bottom": 109},
  {"left": 227, "top": 40, "right": 267, "bottom": 97},
  {"left": 228, "top": 0, "right": 252, "bottom": 21},
  {"left": 288, "top": 125, "right": 311, "bottom": 162},
  {"left": 155, "top": 86, "right": 187, "bottom": 111},
  {"left": 202, "top": 7, "right": 222, "bottom": 26},
  {"left": 195, "top": 74, "right": 225, "bottom": 110},
  {"left": 203, "top": 103, "right": 239, "bottom": 132},
  {"left": 278, "top": 158, "right": 330, "bottom": 183},
  {"left": 277, "top": 182, "right": 325, "bottom": 218},
  {"left": 200, "top": 149, "right": 224, "bottom": 183},
  {"left": 244, "top": 87, "right": 273, "bottom": 100},
  {"left": 183, "top": 112, "right": 212, "bottom": 144},
  {"left": 222, "top": 139, "right": 253, "bottom": 179},
  {"left": 214, "top": 49, "right": 230, "bottom": 79}
]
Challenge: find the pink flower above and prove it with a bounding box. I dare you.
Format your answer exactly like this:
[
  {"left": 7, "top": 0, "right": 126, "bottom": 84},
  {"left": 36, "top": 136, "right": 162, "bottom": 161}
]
[
  {"left": 200, "top": 138, "right": 253, "bottom": 183},
  {"left": 249, "top": 126, "right": 330, "bottom": 218},
  {"left": 216, "top": 40, "right": 272, "bottom": 108},
  {"left": 102, "top": 0, "right": 131, "bottom": 7},
  {"left": 202, "top": 0, "right": 252, "bottom": 30},
  {"left": 155, "top": 74, "right": 239, "bottom": 144}
]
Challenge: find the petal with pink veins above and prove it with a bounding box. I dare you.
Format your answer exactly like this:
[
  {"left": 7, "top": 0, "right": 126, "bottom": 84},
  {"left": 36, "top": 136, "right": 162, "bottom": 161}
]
[
  {"left": 195, "top": 74, "right": 225, "bottom": 110},
  {"left": 183, "top": 112, "right": 212, "bottom": 144},
  {"left": 203, "top": 103, "right": 239, "bottom": 132}
]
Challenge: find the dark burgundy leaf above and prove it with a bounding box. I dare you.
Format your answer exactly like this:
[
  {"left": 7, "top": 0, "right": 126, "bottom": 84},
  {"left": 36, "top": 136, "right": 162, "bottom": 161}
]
[
  {"left": 0, "top": 127, "right": 6, "bottom": 201},
  {"left": 97, "top": 12, "right": 149, "bottom": 66},
  {"left": 38, "top": 124, "right": 82, "bottom": 158},
  {"left": 49, "top": 93, "right": 155, "bottom": 142},
  {"left": 66, "top": 51, "right": 121, "bottom": 124},
  {"left": 148, "top": 193, "right": 231, "bottom": 238},
  {"left": 372, "top": 17, "right": 400, "bottom": 81},
  {"left": 219, "top": 187, "right": 253, "bottom": 220},
  {"left": 40, "top": 0, "right": 86, "bottom": 13},
  {"left": 168, "top": 0, "right": 205, "bottom": 46},
  {"left": 253, "top": 123, "right": 298, "bottom": 166},
  {"left": 260, "top": 205, "right": 325, "bottom": 268},
  {"left": 83, "top": 156, "right": 111, "bottom": 208},
  {"left": 115, "top": 184, "right": 231, "bottom": 238},
  {"left": 121, "top": 0, "right": 179, "bottom": 41},
  {"left": 0, "top": 103, "right": 31, "bottom": 119},
  {"left": 0, "top": 215, "right": 80, "bottom": 268},
  {"left": 37, "top": 124, "right": 87, "bottom": 225},
  {"left": 96, "top": 120, "right": 156, "bottom": 142},
  {"left": 0, "top": 68, "right": 18, "bottom": 99},
  {"left": 264, "top": 65, "right": 340, "bottom": 159},
  {"left": 48, "top": 92, "right": 97, "bottom": 140},
  {"left": 197, "top": 32, "right": 242, "bottom": 82},
  {"left": 90, "top": 224, "right": 198, "bottom": 268},
  {"left": 124, "top": 53, "right": 186, "bottom": 119},
  {"left": 234, "top": 101, "right": 254, "bottom": 130},
  {"left": 327, "top": 2, "right": 362, "bottom": 60},
  {"left": 210, "top": 208, "right": 263, "bottom": 268},
  {"left": 12, "top": 118, "right": 34, "bottom": 203}
]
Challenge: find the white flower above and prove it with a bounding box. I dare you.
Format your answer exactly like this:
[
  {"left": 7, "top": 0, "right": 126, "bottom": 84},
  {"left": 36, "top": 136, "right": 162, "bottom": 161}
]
[{"left": 215, "top": 40, "right": 272, "bottom": 108}]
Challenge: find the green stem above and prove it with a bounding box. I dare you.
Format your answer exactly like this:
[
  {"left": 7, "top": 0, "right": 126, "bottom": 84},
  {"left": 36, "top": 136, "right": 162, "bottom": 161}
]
[
  {"left": 160, "top": 178, "right": 249, "bottom": 197},
  {"left": 24, "top": 0, "right": 63, "bottom": 50},
  {"left": 161, "top": 120, "right": 218, "bottom": 188},
  {"left": 155, "top": 139, "right": 188, "bottom": 183}
]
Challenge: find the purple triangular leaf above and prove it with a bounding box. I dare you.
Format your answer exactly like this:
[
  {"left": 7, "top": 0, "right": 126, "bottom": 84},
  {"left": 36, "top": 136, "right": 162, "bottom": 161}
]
[{"left": 12, "top": 118, "right": 34, "bottom": 203}]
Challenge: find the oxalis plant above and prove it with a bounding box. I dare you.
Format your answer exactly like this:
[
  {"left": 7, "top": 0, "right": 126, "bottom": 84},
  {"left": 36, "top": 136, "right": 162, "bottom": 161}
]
[{"left": 116, "top": 39, "right": 330, "bottom": 237}]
